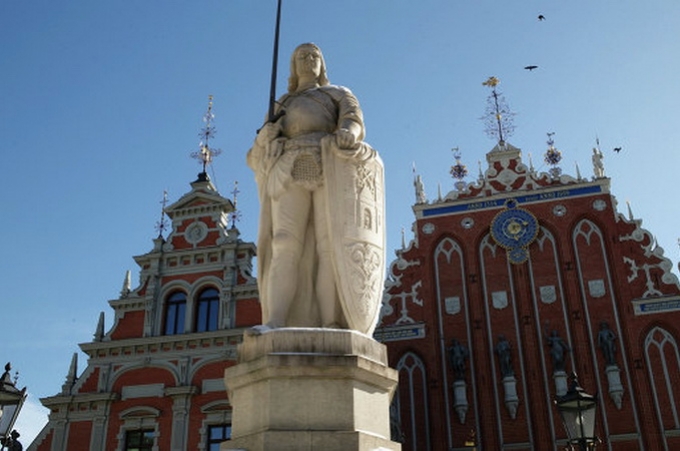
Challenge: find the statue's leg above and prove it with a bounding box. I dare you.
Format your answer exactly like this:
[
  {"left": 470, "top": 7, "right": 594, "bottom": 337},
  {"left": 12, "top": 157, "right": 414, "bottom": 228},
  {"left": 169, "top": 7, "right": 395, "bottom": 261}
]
[
  {"left": 313, "top": 187, "right": 340, "bottom": 328},
  {"left": 267, "top": 184, "right": 311, "bottom": 327}
]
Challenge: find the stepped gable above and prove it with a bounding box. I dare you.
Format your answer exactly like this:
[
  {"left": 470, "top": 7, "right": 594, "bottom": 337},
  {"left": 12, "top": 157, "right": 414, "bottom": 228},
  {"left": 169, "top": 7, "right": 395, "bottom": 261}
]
[
  {"left": 32, "top": 171, "right": 259, "bottom": 451},
  {"left": 163, "top": 173, "right": 234, "bottom": 251}
]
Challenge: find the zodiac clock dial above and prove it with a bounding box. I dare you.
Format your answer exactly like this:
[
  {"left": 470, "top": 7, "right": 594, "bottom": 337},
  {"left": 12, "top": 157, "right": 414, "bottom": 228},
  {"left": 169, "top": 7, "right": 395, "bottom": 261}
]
[{"left": 490, "top": 202, "right": 539, "bottom": 264}]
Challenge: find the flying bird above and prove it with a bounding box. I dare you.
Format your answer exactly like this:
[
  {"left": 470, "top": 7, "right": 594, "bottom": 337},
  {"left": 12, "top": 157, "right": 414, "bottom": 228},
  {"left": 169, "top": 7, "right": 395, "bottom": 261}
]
[
  {"left": 538, "top": 14, "right": 546, "bottom": 21},
  {"left": 524, "top": 65, "right": 538, "bottom": 71},
  {"left": 613, "top": 147, "right": 622, "bottom": 153}
]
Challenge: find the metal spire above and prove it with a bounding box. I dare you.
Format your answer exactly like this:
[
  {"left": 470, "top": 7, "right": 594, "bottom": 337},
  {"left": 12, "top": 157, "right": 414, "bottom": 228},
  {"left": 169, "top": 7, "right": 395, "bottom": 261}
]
[
  {"left": 155, "top": 190, "right": 169, "bottom": 238},
  {"left": 191, "top": 95, "right": 222, "bottom": 174},
  {"left": 228, "top": 180, "right": 242, "bottom": 229},
  {"left": 482, "top": 76, "right": 516, "bottom": 145}
]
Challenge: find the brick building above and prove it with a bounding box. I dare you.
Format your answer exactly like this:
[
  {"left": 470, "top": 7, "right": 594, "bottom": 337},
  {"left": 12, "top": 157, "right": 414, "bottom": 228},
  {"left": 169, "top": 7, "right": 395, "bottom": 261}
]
[
  {"left": 376, "top": 140, "right": 680, "bottom": 450},
  {"left": 26, "top": 104, "right": 680, "bottom": 450},
  {"left": 28, "top": 170, "right": 261, "bottom": 451}
]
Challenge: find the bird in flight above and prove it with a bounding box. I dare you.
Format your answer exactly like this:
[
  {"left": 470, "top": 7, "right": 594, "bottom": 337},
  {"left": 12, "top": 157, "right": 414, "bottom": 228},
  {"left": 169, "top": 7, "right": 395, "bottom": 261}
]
[
  {"left": 613, "top": 147, "right": 622, "bottom": 153},
  {"left": 538, "top": 14, "right": 546, "bottom": 21},
  {"left": 524, "top": 65, "right": 538, "bottom": 71}
]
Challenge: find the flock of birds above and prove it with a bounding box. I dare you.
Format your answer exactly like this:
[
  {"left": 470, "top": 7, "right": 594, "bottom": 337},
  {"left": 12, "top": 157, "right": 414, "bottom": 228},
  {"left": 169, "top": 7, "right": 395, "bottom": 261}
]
[
  {"left": 523, "top": 14, "right": 623, "bottom": 154},
  {"left": 522, "top": 15, "right": 546, "bottom": 72}
]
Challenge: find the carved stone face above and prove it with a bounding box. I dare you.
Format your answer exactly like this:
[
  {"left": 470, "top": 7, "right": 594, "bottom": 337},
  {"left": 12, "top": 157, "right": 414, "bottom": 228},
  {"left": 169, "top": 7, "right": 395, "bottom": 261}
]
[{"left": 294, "top": 45, "right": 322, "bottom": 80}]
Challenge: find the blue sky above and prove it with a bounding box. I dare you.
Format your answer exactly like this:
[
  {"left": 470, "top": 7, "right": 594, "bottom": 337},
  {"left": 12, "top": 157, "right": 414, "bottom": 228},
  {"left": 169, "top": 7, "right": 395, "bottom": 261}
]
[{"left": 2, "top": 1, "right": 680, "bottom": 443}]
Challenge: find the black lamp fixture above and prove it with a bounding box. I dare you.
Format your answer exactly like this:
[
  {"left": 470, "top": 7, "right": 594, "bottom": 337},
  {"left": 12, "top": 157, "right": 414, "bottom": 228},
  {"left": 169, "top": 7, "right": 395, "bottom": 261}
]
[
  {"left": 0, "top": 362, "right": 27, "bottom": 449},
  {"left": 554, "top": 372, "right": 599, "bottom": 451}
]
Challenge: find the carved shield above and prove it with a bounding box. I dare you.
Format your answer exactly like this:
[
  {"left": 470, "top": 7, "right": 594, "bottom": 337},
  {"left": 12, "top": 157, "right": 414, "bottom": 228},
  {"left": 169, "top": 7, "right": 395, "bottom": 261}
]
[{"left": 323, "top": 138, "right": 386, "bottom": 335}]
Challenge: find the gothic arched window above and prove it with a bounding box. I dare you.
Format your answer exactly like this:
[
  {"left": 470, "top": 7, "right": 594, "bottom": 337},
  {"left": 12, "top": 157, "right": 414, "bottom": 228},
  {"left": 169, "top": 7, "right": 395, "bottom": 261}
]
[
  {"left": 196, "top": 287, "right": 220, "bottom": 332},
  {"left": 645, "top": 326, "right": 680, "bottom": 433},
  {"left": 396, "top": 352, "right": 431, "bottom": 451},
  {"left": 164, "top": 291, "right": 186, "bottom": 335}
]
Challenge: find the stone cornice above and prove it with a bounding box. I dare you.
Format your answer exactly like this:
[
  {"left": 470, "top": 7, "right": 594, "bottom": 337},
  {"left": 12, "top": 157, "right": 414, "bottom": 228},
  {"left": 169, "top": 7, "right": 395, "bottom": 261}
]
[
  {"left": 40, "top": 392, "right": 118, "bottom": 409},
  {"left": 80, "top": 329, "right": 245, "bottom": 360}
]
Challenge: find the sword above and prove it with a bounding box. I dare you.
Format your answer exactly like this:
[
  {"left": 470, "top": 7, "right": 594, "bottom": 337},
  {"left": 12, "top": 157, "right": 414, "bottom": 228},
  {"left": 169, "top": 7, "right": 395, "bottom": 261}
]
[{"left": 266, "top": 0, "right": 285, "bottom": 124}]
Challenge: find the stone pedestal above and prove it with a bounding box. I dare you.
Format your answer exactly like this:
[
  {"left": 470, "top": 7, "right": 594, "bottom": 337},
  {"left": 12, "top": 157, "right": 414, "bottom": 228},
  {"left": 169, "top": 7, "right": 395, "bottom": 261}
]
[
  {"left": 452, "top": 380, "right": 468, "bottom": 424},
  {"left": 222, "top": 328, "right": 401, "bottom": 451},
  {"left": 553, "top": 370, "right": 568, "bottom": 397},
  {"left": 501, "top": 376, "right": 519, "bottom": 419},
  {"left": 605, "top": 365, "right": 624, "bottom": 410}
]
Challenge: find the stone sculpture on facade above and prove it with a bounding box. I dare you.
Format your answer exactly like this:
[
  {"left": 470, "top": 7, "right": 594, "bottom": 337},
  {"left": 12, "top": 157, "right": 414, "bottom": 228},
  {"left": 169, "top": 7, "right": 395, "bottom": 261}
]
[
  {"left": 496, "top": 335, "right": 514, "bottom": 377},
  {"left": 592, "top": 147, "right": 605, "bottom": 178},
  {"left": 246, "top": 43, "right": 385, "bottom": 335},
  {"left": 448, "top": 339, "right": 469, "bottom": 381},
  {"left": 495, "top": 335, "right": 519, "bottom": 419},
  {"left": 598, "top": 321, "right": 617, "bottom": 365},
  {"left": 546, "top": 329, "right": 570, "bottom": 372}
]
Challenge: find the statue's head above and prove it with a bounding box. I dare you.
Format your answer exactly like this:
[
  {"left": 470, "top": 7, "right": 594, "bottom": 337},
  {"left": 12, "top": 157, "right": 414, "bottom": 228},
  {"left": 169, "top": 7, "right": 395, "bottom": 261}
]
[{"left": 288, "top": 43, "right": 329, "bottom": 93}]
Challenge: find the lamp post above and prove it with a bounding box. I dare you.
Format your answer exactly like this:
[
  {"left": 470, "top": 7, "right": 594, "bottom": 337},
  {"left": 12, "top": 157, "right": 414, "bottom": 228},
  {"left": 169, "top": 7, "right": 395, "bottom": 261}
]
[
  {"left": 554, "top": 372, "right": 598, "bottom": 451},
  {"left": 0, "top": 362, "right": 27, "bottom": 450}
]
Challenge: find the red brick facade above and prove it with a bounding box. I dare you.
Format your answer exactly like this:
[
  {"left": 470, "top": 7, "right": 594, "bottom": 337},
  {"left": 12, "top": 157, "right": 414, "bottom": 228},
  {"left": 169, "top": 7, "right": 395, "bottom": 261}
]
[
  {"left": 377, "top": 143, "right": 680, "bottom": 450},
  {"left": 29, "top": 174, "right": 260, "bottom": 451},
  {"left": 28, "top": 143, "right": 680, "bottom": 451}
]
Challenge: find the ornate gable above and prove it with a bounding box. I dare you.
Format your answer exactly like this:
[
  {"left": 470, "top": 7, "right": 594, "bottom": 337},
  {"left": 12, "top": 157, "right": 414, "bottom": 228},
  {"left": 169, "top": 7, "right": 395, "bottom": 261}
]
[{"left": 163, "top": 173, "right": 234, "bottom": 251}]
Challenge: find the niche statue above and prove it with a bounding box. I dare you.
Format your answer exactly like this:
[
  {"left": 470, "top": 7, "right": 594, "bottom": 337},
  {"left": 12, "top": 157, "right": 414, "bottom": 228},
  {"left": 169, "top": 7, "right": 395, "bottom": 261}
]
[{"left": 247, "top": 43, "right": 385, "bottom": 335}]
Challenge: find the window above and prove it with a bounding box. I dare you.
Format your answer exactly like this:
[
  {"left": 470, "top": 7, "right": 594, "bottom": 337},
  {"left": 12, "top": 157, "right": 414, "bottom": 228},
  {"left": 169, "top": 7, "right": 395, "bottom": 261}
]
[
  {"left": 207, "top": 424, "right": 231, "bottom": 450},
  {"left": 164, "top": 291, "right": 186, "bottom": 335},
  {"left": 125, "top": 429, "right": 154, "bottom": 451},
  {"left": 196, "top": 288, "right": 219, "bottom": 332}
]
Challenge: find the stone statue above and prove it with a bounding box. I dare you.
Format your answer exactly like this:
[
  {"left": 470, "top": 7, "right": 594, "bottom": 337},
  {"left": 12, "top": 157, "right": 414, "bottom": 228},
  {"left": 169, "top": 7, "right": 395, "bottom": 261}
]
[
  {"left": 247, "top": 43, "right": 385, "bottom": 335},
  {"left": 592, "top": 148, "right": 605, "bottom": 178},
  {"left": 546, "top": 330, "right": 570, "bottom": 372},
  {"left": 495, "top": 335, "right": 513, "bottom": 377},
  {"left": 448, "top": 339, "right": 469, "bottom": 380},
  {"left": 414, "top": 174, "right": 426, "bottom": 204},
  {"left": 598, "top": 321, "right": 617, "bottom": 365}
]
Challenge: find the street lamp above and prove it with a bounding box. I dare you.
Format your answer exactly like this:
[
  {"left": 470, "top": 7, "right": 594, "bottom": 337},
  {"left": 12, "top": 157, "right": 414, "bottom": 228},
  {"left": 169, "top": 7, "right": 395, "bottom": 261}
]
[
  {"left": 0, "top": 362, "right": 27, "bottom": 449},
  {"left": 554, "top": 372, "right": 598, "bottom": 451}
]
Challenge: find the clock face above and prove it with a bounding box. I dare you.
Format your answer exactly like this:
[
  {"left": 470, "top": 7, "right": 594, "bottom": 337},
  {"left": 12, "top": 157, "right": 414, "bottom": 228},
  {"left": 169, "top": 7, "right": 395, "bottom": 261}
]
[
  {"left": 490, "top": 203, "right": 539, "bottom": 264},
  {"left": 491, "top": 208, "right": 539, "bottom": 248},
  {"left": 185, "top": 221, "right": 208, "bottom": 245}
]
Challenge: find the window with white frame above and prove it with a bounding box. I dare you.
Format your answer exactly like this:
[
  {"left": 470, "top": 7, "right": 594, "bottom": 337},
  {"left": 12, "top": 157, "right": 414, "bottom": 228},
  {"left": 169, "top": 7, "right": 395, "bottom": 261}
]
[
  {"left": 164, "top": 291, "right": 187, "bottom": 335},
  {"left": 195, "top": 287, "right": 219, "bottom": 332}
]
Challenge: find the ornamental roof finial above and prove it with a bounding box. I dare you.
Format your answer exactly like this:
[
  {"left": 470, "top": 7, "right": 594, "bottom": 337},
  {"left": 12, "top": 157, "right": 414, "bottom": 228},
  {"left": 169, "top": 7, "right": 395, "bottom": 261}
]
[
  {"left": 482, "top": 77, "right": 516, "bottom": 146},
  {"left": 228, "top": 180, "right": 242, "bottom": 229},
  {"left": 191, "top": 95, "right": 222, "bottom": 174},
  {"left": 543, "top": 132, "right": 563, "bottom": 179},
  {"left": 450, "top": 147, "right": 468, "bottom": 191},
  {"left": 155, "top": 190, "right": 169, "bottom": 239}
]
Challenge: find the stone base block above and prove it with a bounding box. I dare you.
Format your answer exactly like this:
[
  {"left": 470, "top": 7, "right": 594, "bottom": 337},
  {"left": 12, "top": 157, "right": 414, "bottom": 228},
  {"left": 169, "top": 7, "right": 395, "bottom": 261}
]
[
  {"left": 222, "top": 430, "right": 400, "bottom": 451},
  {"left": 222, "top": 328, "right": 401, "bottom": 451}
]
